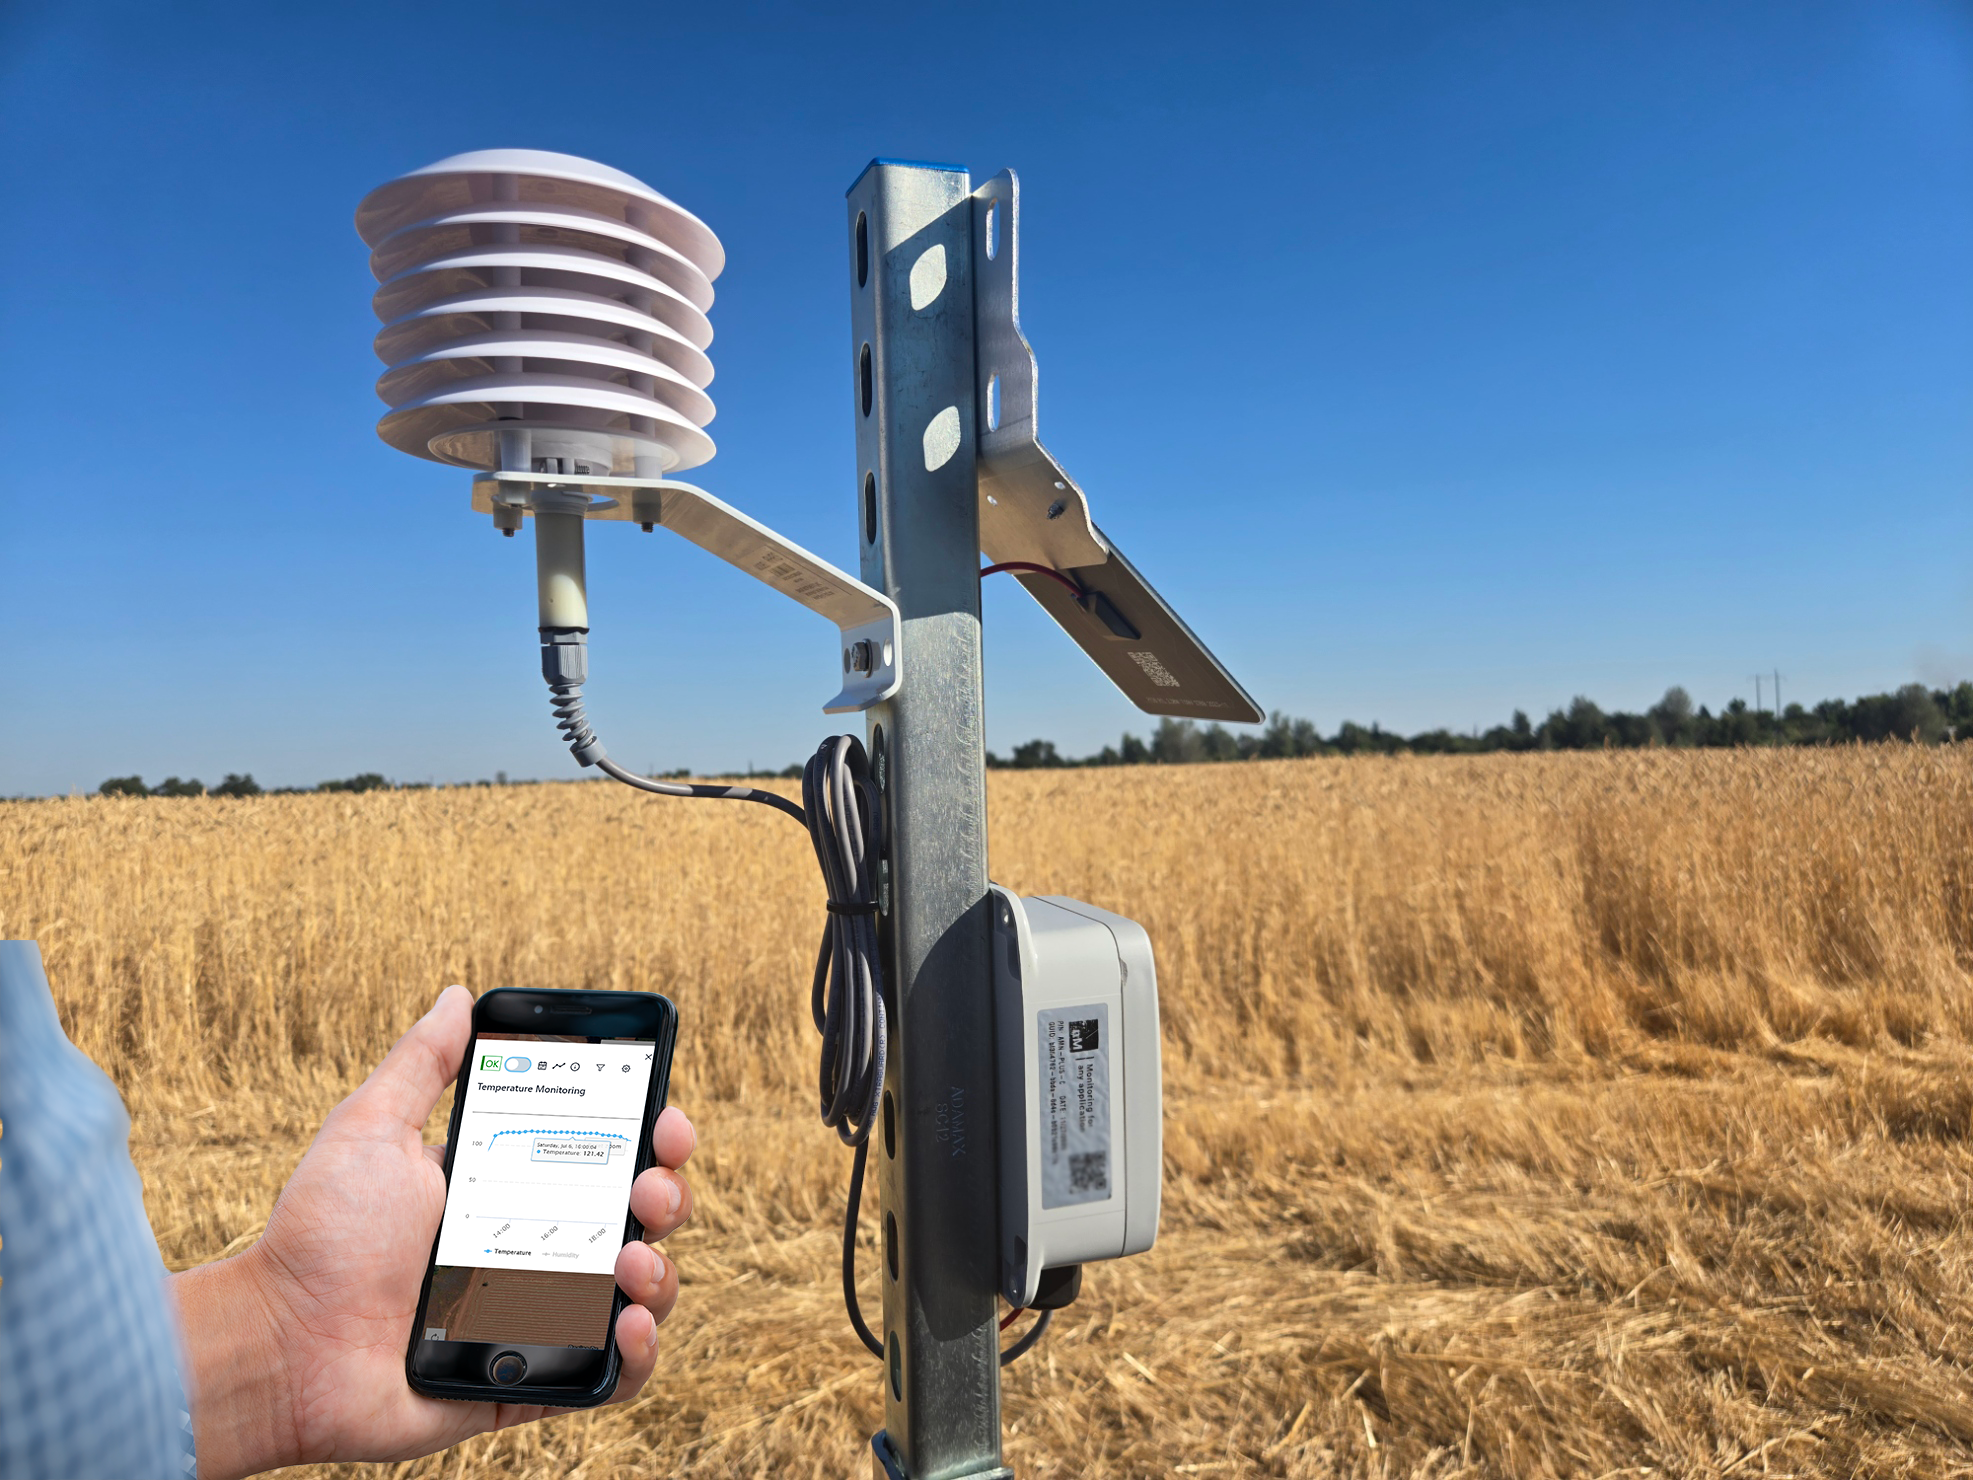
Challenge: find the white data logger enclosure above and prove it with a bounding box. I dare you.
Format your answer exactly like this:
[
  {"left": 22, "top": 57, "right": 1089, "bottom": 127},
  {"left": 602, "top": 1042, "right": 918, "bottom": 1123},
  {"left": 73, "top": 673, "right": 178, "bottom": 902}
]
[{"left": 990, "top": 886, "right": 1162, "bottom": 1309}]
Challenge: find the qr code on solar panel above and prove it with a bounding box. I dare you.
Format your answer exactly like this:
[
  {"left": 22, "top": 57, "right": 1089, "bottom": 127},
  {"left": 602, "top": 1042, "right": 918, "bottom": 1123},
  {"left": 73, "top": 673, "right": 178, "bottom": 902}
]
[
  {"left": 1069, "top": 1018, "right": 1100, "bottom": 1053},
  {"left": 1069, "top": 1151, "right": 1108, "bottom": 1194}
]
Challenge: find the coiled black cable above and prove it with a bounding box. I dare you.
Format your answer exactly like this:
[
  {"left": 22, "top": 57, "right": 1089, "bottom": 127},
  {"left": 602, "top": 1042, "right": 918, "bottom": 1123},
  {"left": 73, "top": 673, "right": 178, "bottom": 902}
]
[
  {"left": 801, "top": 734, "right": 887, "bottom": 1146},
  {"left": 556, "top": 665, "right": 1042, "bottom": 1366}
]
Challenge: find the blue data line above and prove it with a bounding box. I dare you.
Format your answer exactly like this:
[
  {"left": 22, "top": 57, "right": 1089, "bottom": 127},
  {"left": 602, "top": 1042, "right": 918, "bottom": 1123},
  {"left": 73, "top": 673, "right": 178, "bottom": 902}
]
[{"left": 485, "top": 1128, "right": 631, "bottom": 1150}]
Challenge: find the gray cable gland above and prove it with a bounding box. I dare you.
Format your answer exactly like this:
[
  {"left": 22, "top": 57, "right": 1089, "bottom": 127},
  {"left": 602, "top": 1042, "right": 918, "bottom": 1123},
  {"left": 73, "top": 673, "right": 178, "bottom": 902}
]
[{"left": 539, "top": 628, "right": 607, "bottom": 767}]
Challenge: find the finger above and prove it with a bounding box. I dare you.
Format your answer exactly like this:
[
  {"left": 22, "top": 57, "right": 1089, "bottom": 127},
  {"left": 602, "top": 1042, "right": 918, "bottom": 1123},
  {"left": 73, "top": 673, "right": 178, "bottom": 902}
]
[
  {"left": 424, "top": 1142, "right": 447, "bottom": 1167},
  {"left": 652, "top": 1106, "right": 696, "bottom": 1170},
  {"left": 608, "top": 1303, "right": 661, "bottom": 1404},
  {"left": 614, "top": 1238, "right": 682, "bottom": 1328},
  {"left": 629, "top": 1167, "right": 693, "bottom": 1239},
  {"left": 349, "top": 985, "right": 474, "bottom": 1135}
]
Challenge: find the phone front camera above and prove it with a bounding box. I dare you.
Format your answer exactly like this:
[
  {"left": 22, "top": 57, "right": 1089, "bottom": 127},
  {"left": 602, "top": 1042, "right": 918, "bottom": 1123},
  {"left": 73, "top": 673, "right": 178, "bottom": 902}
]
[{"left": 534, "top": 1005, "right": 543, "bottom": 1014}]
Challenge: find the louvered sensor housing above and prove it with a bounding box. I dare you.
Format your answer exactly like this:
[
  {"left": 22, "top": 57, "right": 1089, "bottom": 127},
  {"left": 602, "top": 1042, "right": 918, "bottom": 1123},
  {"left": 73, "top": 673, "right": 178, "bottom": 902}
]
[{"left": 356, "top": 149, "right": 723, "bottom": 481}]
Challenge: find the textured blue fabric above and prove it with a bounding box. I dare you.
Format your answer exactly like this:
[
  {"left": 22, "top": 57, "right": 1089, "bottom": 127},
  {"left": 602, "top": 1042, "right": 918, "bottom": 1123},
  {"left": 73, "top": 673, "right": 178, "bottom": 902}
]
[{"left": 0, "top": 941, "right": 196, "bottom": 1480}]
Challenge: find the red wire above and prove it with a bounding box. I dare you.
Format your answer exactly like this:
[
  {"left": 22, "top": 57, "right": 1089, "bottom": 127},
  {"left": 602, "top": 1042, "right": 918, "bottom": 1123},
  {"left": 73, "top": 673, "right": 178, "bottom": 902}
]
[
  {"left": 999, "top": 1307, "right": 1024, "bottom": 1331},
  {"left": 980, "top": 561, "right": 1084, "bottom": 599}
]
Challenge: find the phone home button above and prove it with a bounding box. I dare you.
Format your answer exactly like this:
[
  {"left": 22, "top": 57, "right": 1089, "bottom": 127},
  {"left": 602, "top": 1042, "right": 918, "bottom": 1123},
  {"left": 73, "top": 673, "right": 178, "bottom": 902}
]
[{"left": 488, "top": 1351, "right": 528, "bottom": 1387}]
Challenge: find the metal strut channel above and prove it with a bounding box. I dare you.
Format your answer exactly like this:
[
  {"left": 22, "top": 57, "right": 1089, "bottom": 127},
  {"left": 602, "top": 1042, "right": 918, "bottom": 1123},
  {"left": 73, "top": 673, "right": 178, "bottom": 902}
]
[
  {"left": 471, "top": 469, "right": 900, "bottom": 714},
  {"left": 969, "top": 170, "right": 1262, "bottom": 725},
  {"left": 848, "top": 159, "right": 1011, "bottom": 1480}
]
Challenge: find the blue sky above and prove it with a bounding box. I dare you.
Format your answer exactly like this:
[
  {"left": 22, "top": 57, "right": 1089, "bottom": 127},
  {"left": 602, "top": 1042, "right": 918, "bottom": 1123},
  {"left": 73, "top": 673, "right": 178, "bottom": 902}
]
[{"left": 2, "top": 1, "right": 1968, "bottom": 794}]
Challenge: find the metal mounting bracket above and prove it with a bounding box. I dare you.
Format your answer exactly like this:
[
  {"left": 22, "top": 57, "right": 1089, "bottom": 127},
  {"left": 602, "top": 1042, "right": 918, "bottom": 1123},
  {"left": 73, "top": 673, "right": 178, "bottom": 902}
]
[
  {"left": 471, "top": 469, "right": 901, "bottom": 714},
  {"left": 969, "top": 170, "right": 1262, "bottom": 725}
]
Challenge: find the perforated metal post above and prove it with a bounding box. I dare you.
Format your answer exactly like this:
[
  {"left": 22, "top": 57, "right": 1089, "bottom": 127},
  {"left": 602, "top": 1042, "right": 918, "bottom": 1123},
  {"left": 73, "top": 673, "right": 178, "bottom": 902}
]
[{"left": 847, "top": 160, "right": 1009, "bottom": 1480}]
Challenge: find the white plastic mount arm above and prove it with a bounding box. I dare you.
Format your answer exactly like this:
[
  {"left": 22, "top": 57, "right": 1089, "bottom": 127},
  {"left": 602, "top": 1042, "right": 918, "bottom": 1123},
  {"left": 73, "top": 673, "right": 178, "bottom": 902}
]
[{"left": 471, "top": 470, "right": 900, "bottom": 715}]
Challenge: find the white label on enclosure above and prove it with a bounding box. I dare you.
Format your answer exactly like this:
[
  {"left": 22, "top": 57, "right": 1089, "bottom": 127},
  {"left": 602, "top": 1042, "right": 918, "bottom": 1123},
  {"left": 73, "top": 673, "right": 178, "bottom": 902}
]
[{"left": 1039, "top": 1004, "right": 1112, "bottom": 1209}]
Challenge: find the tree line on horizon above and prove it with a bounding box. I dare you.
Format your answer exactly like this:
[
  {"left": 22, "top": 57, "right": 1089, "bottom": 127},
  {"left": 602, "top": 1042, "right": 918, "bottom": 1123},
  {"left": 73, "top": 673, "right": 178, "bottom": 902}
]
[
  {"left": 86, "top": 681, "right": 1973, "bottom": 796},
  {"left": 96, "top": 771, "right": 398, "bottom": 799},
  {"left": 989, "top": 681, "right": 1973, "bottom": 769}
]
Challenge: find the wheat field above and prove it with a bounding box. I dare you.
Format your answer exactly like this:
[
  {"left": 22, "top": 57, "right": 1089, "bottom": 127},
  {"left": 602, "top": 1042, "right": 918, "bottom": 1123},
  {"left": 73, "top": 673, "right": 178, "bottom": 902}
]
[{"left": 7, "top": 747, "right": 1973, "bottom": 1478}]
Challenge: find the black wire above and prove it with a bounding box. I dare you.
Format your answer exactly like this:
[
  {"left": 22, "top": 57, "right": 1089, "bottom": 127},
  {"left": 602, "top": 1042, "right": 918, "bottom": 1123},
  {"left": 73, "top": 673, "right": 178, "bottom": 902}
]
[
  {"left": 1000, "top": 1308, "right": 1052, "bottom": 1366},
  {"left": 598, "top": 733, "right": 1045, "bottom": 1368},
  {"left": 842, "top": 1138, "right": 885, "bottom": 1358},
  {"left": 597, "top": 755, "right": 807, "bottom": 824}
]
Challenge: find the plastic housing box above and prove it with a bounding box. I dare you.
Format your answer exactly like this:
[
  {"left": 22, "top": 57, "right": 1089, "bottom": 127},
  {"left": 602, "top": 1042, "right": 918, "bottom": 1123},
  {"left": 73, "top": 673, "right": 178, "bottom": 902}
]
[{"left": 990, "top": 886, "right": 1163, "bottom": 1308}]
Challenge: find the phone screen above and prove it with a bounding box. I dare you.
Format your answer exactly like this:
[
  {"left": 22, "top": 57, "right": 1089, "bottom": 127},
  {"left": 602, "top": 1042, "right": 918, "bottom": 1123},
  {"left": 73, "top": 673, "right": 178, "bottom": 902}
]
[{"left": 417, "top": 1032, "right": 657, "bottom": 1351}]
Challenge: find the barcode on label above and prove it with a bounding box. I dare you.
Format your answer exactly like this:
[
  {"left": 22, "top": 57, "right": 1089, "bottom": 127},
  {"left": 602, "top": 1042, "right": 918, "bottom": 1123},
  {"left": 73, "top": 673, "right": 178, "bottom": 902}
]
[{"left": 1069, "top": 1151, "right": 1108, "bottom": 1194}]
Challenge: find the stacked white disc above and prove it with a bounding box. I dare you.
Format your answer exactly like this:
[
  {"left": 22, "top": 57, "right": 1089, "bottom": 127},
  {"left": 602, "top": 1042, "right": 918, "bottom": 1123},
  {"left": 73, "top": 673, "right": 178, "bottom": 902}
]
[{"left": 356, "top": 149, "right": 723, "bottom": 477}]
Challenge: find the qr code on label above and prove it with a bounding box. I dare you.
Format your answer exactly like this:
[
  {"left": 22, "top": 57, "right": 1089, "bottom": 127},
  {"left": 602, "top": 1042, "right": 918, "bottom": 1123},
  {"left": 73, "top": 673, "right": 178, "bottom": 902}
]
[
  {"left": 1069, "top": 1018, "right": 1100, "bottom": 1053},
  {"left": 1069, "top": 1151, "right": 1108, "bottom": 1194}
]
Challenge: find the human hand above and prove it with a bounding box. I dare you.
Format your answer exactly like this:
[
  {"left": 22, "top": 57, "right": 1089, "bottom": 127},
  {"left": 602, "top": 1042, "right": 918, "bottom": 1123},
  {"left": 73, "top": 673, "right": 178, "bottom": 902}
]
[{"left": 168, "top": 985, "right": 697, "bottom": 1480}]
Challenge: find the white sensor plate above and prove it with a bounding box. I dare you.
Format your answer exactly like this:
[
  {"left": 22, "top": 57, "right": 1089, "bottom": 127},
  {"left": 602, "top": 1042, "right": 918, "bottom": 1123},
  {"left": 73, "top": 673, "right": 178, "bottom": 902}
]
[{"left": 471, "top": 471, "right": 901, "bottom": 713}]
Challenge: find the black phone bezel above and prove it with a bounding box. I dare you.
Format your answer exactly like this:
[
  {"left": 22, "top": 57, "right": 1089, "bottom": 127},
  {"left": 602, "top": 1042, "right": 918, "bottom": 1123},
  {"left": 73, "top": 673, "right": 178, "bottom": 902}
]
[{"left": 404, "top": 987, "right": 678, "bottom": 1407}]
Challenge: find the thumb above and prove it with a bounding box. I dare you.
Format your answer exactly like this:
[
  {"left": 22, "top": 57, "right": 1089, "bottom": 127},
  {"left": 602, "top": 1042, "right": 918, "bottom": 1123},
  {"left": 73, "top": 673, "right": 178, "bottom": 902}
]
[{"left": 352, "top": 984, "right": 474, "bottom": 1134}]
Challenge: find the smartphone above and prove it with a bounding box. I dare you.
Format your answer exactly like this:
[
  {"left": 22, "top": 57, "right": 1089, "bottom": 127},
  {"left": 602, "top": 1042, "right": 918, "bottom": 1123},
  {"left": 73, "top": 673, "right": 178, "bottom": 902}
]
[{"left": 406, "top": 987, "right": 678, "bottom": 1406}]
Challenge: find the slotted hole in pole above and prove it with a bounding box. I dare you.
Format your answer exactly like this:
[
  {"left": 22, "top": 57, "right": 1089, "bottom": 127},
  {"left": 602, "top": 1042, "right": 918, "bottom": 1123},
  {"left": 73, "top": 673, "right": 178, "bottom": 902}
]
[
  {"left": 856, "top": 210, "right": 869, "bottom": 287},
  {"left": 883, "top": 1088, "right": 896, "bottom": 1158},
  {"left": 885, "top": 1211, "right": 899, "bottom": 1281},
  {"left": 860, "top": 343, "right": 873, "bottom": 417},
  {"left": 864, "top": 471, "right": 877, "bottom": 544}
]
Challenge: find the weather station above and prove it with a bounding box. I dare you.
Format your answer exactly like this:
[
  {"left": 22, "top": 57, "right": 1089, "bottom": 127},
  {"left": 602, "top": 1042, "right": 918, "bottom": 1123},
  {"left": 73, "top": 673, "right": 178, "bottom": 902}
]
[{"left": 356, "top": 149, "right": 1260, "bottom": 1480}]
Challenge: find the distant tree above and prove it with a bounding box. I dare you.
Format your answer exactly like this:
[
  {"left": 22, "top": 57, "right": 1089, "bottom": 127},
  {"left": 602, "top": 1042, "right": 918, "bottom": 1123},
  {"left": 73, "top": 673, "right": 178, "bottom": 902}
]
[
  {"left": 318, "top": 773, "right": 389, "bottom": 793},
  {"left": 1540, "top": 696, "right": 1610, "bottom": 750},
  {"left": 1151, "top": 719, "right": 1205, "bottom": 764},
  {"left": 1254, "top": 711, "right": 1324, "bottom": 759},
  {"left": 1199, "top": 724, "right": 1240, "bottom": 762},
  {"left": 153, "top": 777, "right": 205, "bottom": 797},
  {"left": 1649, "top": 686, "right": 1694, "bottom": 745},
  {"left": 1828, "top": 685, "right": 1945, "bottom": 744},
  {"left": 1332, "top": 721, "right": 1403, "bottom": 756},
  {"left": 1010, "top": 739, "right": 1065, "bottom": 769},
  {"left": 211, "top": 773, "right": 263, "bottom": 798},
  {"left": 98, "top": 775, "right": 148, "bottom": 797},
  {"left": 1940, "top": 682, "right": 1973, "bottom": 739}
]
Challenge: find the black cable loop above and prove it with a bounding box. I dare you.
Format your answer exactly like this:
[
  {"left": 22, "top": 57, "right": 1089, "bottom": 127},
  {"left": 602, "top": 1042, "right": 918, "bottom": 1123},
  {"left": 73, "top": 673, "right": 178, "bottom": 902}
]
[
  {"left": 803, "top": 734, "right": 887, "bottom": 1147},
  {"left": 1001, "top": 1308, "right": 1052, "bottom": 1366},
  {"left": 576, "top": 693, "right": 1047, "bottom": 1367}
]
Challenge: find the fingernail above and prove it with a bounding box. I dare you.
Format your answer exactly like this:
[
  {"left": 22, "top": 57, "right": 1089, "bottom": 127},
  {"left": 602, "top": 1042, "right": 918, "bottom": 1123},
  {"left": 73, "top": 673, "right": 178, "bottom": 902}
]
[
  {"left": 650, "top": 1252, "right": 667, "bottom": 1288},
  {"left": 663, "top": 1176, "right": 681, "bottom": 1216},
  {"left": 645, "top": 1319, "right": 660, "bottom": 1352}
]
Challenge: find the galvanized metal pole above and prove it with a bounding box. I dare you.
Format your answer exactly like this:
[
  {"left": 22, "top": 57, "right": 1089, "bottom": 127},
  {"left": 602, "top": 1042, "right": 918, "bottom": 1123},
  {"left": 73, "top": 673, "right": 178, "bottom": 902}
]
[{"left": 846, "top": 160, "right": 1008, "bottom": 1480}]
